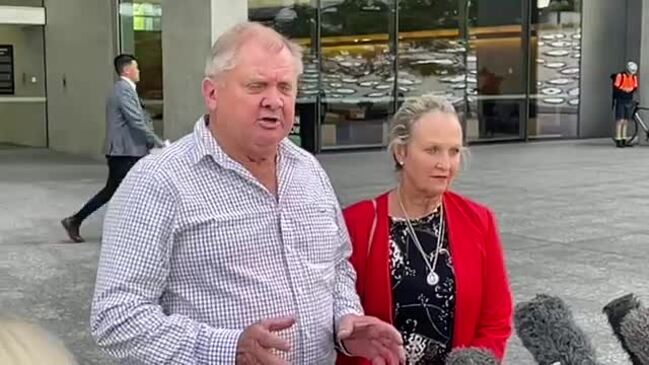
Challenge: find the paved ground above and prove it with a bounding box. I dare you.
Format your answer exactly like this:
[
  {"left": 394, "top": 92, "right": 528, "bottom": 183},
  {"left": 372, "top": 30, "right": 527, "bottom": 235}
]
[{"left": 1, "top": 139, "right": 649, "bottom": 364}]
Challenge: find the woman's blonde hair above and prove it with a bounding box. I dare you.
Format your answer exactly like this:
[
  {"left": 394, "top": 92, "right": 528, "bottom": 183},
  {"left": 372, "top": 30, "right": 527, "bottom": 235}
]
[
  {"left": 388, "top": 94, "right": 467, "bottom": 170},
  {"left": 0, "top": 317, "right": 77, "bottom": 365}
]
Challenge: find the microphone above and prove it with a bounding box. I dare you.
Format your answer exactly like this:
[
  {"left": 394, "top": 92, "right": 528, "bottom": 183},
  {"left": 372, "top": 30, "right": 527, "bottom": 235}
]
[
  {"left": 445, "top": 347, "right": 499, "bottom": 364},
  {"left": 621, "top": 307, "right": 649, "bottom": 365},
  {"left": 602, "top": 293, "right": 644, "bottom": 365},
  {"left": 514, "top": 294, "right": 601, "bottom": 365}
]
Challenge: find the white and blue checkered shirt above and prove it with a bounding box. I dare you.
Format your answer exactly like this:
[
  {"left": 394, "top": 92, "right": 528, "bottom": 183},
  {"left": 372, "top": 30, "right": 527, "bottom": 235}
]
[{"left": 90, "top": 117, "right": 363, "bottom": 364}]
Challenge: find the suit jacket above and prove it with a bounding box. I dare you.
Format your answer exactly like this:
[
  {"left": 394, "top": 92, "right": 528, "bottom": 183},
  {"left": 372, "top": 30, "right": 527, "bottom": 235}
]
[
  {"left": 104, "top": 79, "right": 163, "bottom": 157},
  {"left": 337, "top": 191, "right": 513, "bottom": 364}
]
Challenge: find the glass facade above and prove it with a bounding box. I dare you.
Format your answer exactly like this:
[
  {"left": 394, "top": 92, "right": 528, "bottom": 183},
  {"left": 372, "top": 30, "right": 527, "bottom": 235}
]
[{"left": 249, "top": 0, "right": 582, "bottom": 151}]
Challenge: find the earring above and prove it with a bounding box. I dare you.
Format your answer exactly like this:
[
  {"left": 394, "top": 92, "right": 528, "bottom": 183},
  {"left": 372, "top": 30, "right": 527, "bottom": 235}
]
[{"left": 399, "top": 160, "right": 404, "bottom": 166}]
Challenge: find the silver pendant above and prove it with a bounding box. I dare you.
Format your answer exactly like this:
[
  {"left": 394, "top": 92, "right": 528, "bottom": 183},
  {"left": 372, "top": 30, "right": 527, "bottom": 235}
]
[{"left": 427, "top": 271, "right": 439, "bottom": 286}]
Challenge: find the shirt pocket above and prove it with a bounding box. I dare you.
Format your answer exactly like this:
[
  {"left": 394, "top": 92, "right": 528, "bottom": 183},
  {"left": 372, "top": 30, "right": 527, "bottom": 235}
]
[{"left": 292, "top": 203, "right": 341, "bottom": 286}]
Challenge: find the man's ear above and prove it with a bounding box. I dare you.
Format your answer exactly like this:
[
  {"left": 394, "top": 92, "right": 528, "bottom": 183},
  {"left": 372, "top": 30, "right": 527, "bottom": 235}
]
[{"left": 202, "top": 78, "right": 218, "bottom": 110}]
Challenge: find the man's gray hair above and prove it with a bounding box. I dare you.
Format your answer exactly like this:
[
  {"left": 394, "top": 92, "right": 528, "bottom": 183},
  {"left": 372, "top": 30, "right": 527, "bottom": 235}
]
[
  {"left": 204, "top": 21, "right": 304, "bottom": 78},
  {"left": 388, "top": 94, "right": 465, "bottom": 170}
]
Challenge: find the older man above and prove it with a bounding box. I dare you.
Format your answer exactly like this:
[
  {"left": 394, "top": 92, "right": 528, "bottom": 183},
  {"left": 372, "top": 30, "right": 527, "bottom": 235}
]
[{"left": 90, "top": 22, "right": 404, "bottom": 364}]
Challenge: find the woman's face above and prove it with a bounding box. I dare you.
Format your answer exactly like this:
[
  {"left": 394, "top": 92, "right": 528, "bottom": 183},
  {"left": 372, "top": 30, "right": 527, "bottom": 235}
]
[{"left": 396, "top": 111, "right": 463, "bottom": 198}]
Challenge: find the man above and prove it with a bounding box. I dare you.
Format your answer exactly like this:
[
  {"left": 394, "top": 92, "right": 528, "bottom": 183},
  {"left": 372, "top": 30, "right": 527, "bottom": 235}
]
[
  {"left": 61, "top": 54, "right": 166, "bottom": 242},
  {"left": 90, "top": 22, "right": 405, "bottom": 364},
  {"left": 611, "top": 61, "right": 639, "bottom": 148}
]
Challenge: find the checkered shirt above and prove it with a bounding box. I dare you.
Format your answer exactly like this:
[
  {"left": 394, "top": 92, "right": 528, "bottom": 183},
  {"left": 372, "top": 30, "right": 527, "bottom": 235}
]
[{"left": 90, "top": 117, "right": 363, "bottom": 364}]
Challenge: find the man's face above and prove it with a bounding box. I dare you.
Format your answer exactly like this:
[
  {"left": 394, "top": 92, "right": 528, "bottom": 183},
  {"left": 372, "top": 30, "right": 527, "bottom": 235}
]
[
  {"left": 203, "top": 40, "right": 298, "bottom": 154},
  {"left": 123, "top": 61, "right": 140, "bottom": 83}
]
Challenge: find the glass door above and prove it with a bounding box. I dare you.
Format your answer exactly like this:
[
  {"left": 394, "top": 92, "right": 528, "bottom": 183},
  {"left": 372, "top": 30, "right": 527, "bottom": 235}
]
[{"left": 527, "top": 0, "right": 582, "bottom": 139}]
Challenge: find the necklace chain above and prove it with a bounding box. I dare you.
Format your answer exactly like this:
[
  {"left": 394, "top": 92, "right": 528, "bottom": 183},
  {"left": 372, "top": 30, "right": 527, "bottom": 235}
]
[{"left": 397, "top": 187, "right": 444, "bottom": 285}]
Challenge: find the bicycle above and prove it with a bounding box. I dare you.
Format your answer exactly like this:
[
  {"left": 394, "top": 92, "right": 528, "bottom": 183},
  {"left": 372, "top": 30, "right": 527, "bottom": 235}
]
[{"left": 614, "top": 101, "right": 649, "bottom": 146}]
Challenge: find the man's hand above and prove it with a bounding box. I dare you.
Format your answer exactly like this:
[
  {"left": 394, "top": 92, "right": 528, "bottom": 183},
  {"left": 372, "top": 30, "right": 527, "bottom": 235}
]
[
  {"left": 337, "top": 314, "right": 406, "bottom": 365},
  {"left": 236, "top": 316, "right": 295, "bottom": 365}
]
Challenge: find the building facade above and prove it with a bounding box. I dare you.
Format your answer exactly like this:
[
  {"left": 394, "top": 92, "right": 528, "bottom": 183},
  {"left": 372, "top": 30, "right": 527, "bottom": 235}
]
[{"left": 0, "top": 0, "right": 645, "bottom": 156}]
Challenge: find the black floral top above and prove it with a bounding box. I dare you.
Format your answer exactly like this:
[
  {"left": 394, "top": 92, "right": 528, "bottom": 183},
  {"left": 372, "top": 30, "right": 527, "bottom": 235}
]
[{"left": 389, "top": 208, "right": 456, "bottom": 364}]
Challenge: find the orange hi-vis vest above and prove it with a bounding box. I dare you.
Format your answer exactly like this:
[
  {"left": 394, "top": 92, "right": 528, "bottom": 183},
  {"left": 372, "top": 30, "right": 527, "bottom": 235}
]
[{"left": 614, "top": 73, "right": 638, "bottom": 93}]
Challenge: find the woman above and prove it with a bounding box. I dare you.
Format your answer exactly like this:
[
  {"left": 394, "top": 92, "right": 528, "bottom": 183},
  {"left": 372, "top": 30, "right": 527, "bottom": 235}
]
[
  {"left": 337, "top": 95, "right": 513, "bottom": 364},
  {"left": 0, "top": 315, "right": 78, "bottom": 365}
]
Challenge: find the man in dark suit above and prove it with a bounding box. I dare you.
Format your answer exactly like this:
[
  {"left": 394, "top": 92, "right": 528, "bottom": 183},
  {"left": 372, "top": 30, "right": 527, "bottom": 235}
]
[{"left": 61, "top": 54, "right": 166, "bottom": 243}]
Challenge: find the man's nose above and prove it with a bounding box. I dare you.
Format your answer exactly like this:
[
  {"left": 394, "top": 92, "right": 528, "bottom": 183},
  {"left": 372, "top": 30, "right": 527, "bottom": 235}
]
[{"left": 261, "top": 89, "right": 284, "bottom": 110}]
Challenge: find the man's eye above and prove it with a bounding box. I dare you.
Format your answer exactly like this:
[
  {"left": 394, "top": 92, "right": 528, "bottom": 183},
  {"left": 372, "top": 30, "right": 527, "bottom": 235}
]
[{"left": 248, "top": 83, "right": 264, "bottom": 91}]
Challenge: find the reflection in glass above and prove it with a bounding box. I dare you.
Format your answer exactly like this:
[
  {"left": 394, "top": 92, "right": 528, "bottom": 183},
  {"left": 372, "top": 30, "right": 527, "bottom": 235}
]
[
  {"left": 465, "top": 0, "right": 525, "bottom": 141},
  {"left": 397, "top": 0, "right": 464, "bottom": 107},
  {"left": 318, "top": 0, "right": 395, "bottom": 149},
  {"left": 247, "top": 0, "right": 583, "bottom": 150},
  {"left": 528, "top": 0, "right": 581, "bottom": 138}
]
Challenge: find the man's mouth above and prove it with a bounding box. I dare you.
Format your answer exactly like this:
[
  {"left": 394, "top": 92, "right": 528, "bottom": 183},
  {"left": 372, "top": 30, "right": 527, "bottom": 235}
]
[{"left": 258, "top": 117, "right": 282, "bottom": 128}]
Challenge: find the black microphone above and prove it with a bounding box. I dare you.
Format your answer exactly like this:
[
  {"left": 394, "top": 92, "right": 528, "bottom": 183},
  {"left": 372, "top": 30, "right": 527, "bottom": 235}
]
[
  {"left": 621, "top": 307, "right": 649, "bottom": 365},
  {"left": 514, "top": 294, "right": 601, "bottom": 365},
  {"left": 602, "top": 293, "right": 644, "bottom": 365},
  {"left": 445, "top": 347, "right": 499, "bottom": 365}
]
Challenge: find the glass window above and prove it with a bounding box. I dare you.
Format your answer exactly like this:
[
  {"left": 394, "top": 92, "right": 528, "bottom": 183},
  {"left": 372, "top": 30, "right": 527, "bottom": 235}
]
[
  {"left": 397, "top": 0, "right": 465, "bottom": 108},
  {"left": 528, "top": 0, "right": 581, "bottom": 138},
  {"left": 118, "top": 0, "right": 163, "bottom": 132},
  {"left": 465, "top": 0, "right": 526, "bottom": 141},
  {"left": 318, "top": 1, "right": 396, "bottom": 149}
]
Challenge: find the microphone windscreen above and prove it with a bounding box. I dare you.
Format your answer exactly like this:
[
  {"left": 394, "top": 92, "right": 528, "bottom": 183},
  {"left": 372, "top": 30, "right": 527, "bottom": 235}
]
[
  {"left": 620, "top": 307, "right": 649, "bottom": 365},
  {"left": 445, "top": 347, "right": 499, "bottom": 365},
  {"left": 602, "top": 293, "right": 644, "bottom": 365},
  {"left": 514, "top": 294, "right": 599, "bottom": 365}
]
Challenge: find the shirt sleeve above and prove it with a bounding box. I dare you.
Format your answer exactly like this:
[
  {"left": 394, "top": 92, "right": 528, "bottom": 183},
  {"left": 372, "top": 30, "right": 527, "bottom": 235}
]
[
  {"left": 315, "top": 166, "right": 364, "bottom": 332},
  {"left": 90, "top": 160, "right": 242, "bottom": 364}
]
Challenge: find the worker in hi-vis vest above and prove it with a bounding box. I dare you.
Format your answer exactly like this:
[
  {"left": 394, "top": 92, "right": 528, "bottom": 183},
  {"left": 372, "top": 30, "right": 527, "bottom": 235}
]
[{"left": 611, "top": 61, "right": 639, "bottom": 148}]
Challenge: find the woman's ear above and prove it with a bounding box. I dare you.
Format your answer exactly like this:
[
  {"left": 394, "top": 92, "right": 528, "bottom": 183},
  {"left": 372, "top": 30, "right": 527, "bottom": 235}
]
[{"left": 394, "top": 144, "right": 407, "bottom": 166}]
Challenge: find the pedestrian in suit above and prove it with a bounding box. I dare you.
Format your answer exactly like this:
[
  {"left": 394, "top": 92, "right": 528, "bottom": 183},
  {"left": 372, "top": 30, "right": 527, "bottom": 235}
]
[{"left": 61, "top": 54, "right": 166, "bottom": 243}]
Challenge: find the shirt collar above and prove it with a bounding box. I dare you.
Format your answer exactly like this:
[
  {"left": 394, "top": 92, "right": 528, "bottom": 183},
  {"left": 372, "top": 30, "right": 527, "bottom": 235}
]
[
  {"left": 189, "top": 115, "right": 298, "bottom": 167},
  {"left": 120, "top": 76, "right": 137, "bottom": 92}
]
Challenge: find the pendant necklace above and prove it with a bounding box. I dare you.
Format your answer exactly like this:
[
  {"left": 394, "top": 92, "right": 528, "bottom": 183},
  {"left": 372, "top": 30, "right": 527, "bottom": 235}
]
[{"left": 397, "top": 188, "right": 444, "bottom": 286}]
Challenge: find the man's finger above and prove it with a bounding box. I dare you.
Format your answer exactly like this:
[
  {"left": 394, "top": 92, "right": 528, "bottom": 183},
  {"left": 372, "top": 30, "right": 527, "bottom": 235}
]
[
  {"left": 372, "top": 339, "right": 398, "bottom": 365},
  {"left": 256, "top": 330, "right": 291, "bottom": 352},
  {"left": 376, "top": 323, "right": 403, "bottom": 345},
  {"left": 259, "top": 316, "right": 296, "bottom": 332},
  {"left": 371, "top": 356, "right": 387, "bottom": 365},
  {"left": 338, "top": 315, "right": 380, "bottom": 339},
  {"left": 255, "top": 347, "right": 290, "bottom": 365},
  {"left": 389, "top": 343, "right": 406, "bottom": 364}
]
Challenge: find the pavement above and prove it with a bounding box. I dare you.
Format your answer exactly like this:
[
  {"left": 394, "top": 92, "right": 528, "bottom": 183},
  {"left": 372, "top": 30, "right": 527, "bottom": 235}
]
[{"left": 1, "top": 139, "right": 649, "bottom": 364}]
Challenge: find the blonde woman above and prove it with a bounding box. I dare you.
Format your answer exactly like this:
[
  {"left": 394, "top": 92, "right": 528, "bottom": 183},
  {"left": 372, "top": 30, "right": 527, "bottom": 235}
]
[
  {"left": 337, "top": 95, "right": 513, "bottom": 365},
  {"left": 0, "top": 316, "right": 77, "bottom": 365}
]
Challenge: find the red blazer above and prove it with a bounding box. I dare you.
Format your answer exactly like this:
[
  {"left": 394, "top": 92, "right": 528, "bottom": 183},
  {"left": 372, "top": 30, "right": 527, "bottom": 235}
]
[{"left": 337, "top": 191, "right": 513, "bottom": 364}]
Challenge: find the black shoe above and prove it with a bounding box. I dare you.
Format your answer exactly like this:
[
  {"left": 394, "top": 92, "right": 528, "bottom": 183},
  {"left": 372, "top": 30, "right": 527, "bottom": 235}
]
[
  {"left": 61, "top": 217, "right": 84, "bottom": 243},
  {"left": 615, "top": 140, "right": 624, "bottom": 148}
]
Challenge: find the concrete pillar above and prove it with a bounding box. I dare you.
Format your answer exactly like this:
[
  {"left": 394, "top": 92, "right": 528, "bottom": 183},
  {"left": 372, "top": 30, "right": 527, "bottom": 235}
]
[
  {"left": 44, "top": 0, "right": 118, "bottom": 158},
  {"left": 637, "top": 0, "right": 649, "bottom": 111},
  {"left": 578, "top": 0, "right": 629, "bottom": 138},
  {"left": 161, "top": 0, "right": 247, "bottom": 141}
]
